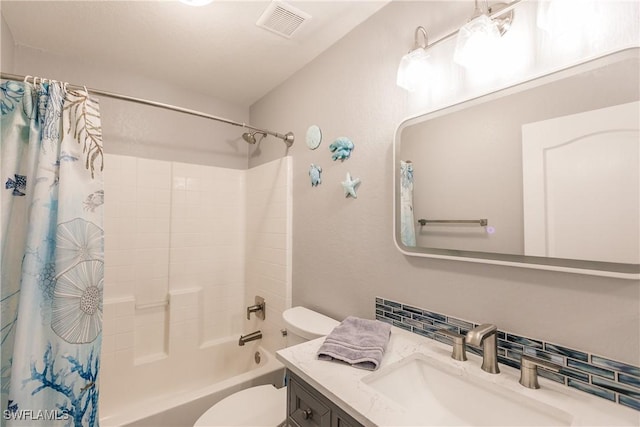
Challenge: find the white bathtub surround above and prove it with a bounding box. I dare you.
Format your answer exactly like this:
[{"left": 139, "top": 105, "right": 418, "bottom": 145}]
[
  {"left": 277, "top": 327, "right": 640, "bottom": 426},
  {"left": 100, "top": 295, "right": 286, "bottom": 426},
  {"left": 171, "top": 162, "right": 247, "bottom": 344},
  {"left": 103, "top": 155, "right": 247, "bottom": 358},
  {"left": 100, "top": 342, "right": 283, "bottom": 427},
  {"left": 103, "top": 155, "right": 172, "bottom": 308},
  {"left": 245, "top": 157, "right": 293, "bottom": 354},
  {"left": 103, "top": 155, "right": 168, "bottom": 303},
  {"left": 101, "top": 155, "right": 292, "bottom": 423}
]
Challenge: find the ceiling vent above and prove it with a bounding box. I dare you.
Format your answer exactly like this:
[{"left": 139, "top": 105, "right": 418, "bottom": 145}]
[{"left": 256, "top": 1, "right": 311, "bottom": 39}]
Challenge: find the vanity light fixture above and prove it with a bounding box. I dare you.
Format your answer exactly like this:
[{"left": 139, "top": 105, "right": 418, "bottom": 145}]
[
  {"left": 454, "top": 0, "right": 514, "bottom": 70},
  {"left": 397, "top": 26, "right": 431, "bottom": 92}
]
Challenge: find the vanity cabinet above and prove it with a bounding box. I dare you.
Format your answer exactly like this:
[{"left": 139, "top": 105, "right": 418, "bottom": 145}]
[{"left": 286, "top": 370, "right": 363, "bottom": 427}]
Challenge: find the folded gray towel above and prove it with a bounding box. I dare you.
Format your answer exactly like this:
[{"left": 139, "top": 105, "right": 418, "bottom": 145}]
[{"left": 317, "top": 316, "right": 391, "bottom": 370}]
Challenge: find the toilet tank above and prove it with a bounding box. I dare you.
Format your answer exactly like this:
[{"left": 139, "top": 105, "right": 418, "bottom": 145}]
[{"left": 282, "top": 307, "right": 339, "bottom": 346}]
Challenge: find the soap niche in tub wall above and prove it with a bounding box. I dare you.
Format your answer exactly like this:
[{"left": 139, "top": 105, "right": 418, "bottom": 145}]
[{"left": 375, "top": 297, "right": 640, "bottom": 412}]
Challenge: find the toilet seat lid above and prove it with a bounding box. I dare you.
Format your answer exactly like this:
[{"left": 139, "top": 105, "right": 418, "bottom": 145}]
[
  {"left": 193, "top": 385, "right": 286, "bottom": 426},
  {"left": 282, "top": 306, "right": 339, "bottom": 340}
]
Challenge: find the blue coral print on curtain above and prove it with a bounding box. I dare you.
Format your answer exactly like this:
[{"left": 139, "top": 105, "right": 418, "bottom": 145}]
[{"left": 1, "top": 79, "right": 104, "bottom": 427}]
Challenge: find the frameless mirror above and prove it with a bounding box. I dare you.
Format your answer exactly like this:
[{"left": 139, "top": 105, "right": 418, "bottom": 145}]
[{"left": 394, "top": 48, "right": 639, "bottom": 279}]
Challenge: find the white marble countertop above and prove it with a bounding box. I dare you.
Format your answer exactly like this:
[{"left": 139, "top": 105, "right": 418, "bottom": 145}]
[{"left": 276, "top": 326, "right": 640, "bottom": 427}]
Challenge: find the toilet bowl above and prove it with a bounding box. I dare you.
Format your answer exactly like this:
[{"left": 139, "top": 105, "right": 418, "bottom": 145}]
[{"left": 193, "top": 307, "right": 339, "bottom": 426}]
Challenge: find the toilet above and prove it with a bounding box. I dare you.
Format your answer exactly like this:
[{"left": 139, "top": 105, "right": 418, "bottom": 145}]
[{"left": 194, "top": 307, "right": 339, "bottom": 426}]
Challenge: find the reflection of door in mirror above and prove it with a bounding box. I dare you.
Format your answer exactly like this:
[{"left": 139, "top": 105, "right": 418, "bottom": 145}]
[{"left": 522, "top": 101, "right": 640, "bottom": 264}]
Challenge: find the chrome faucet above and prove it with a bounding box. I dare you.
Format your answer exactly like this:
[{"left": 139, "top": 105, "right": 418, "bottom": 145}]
[
  {"left": 238, "top": 330, "right": 262, "bottom": 346},
  {"left": 466, "top": 324, "right": 500, "bottom": 374}
]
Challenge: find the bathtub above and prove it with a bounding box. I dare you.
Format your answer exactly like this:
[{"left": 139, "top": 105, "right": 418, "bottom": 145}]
[{"left": 99, "top": 338, "right": 284, "bottom": 427}]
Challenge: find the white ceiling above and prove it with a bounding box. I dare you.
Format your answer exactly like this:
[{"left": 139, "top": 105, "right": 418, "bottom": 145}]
[{"left": 1, "top": 0, "right": 389, "bottom": 106}]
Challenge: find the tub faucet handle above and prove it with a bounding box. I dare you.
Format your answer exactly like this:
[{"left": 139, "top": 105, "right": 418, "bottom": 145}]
[{"left": 246, "top": 296, "right": 266, "bottom": 320}]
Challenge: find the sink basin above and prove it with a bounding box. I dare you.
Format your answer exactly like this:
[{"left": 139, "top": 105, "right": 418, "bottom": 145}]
[{"left": 362, "top": 353, "right": 573, "bottom": 426}]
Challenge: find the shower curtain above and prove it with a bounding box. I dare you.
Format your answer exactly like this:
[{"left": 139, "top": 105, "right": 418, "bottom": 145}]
[
  {"left": 1, "top": 80, "right": 104, "bottom": 426},
  {"left": 400, "top": 160, "right": 416, "bottom": 247}
]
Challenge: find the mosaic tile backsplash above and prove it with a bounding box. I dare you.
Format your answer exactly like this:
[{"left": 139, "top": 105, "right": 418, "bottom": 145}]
[{"left": 375, "top": 297, "right": 640, "bottom": 412}]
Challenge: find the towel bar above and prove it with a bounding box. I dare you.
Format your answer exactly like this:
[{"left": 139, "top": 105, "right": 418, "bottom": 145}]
[{"left": 417, "top": 218, "right": 488, "bottom": 227}]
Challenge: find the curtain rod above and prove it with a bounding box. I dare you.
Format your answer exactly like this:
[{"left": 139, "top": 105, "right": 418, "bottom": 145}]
[{"left": 0, "top": 71, "right": 295, "bottom": 147}]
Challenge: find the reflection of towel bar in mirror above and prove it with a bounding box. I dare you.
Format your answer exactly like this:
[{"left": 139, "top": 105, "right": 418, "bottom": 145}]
[{"left": 417, "top": 219, "right": 488, "bottom": 227}]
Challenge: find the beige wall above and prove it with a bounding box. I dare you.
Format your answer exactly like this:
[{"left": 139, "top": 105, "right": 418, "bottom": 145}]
[
  {"left": 12, "top": 44, "right": 250, "bottom": 168},
  {"left": 1, "top": 12, "right": 15, "bottom": 73},
  {"left": 249, "top": 1, "right": 640, "bottom": 365},
  {"left": 100, "top": 157, "right": 290, "bottom": 418}
]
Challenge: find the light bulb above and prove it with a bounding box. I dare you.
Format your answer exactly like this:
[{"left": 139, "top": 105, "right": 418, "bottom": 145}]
[
  {"left": 397, "top": 48, "right": 430, "bottom": 92},
  {"left": 454, "top": 14, "right": 501, "bottom": 70}
]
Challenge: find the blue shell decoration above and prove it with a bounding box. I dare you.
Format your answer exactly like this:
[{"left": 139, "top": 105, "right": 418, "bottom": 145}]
[
  {"left": 306, "top": 125, "right": 322, "bottom": 150},
  {"left": 329, "top": 137, "right": 354, "bottom": 161},
  {"left": 309, "top": 164, "right": 322, "bottom": 187}
]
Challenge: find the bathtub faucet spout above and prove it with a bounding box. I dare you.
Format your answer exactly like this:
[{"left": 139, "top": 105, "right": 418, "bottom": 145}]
[{"left": 238, "top": 330, "right": 262, "bottom": 346}]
